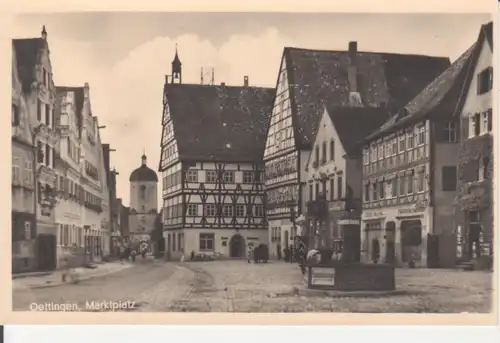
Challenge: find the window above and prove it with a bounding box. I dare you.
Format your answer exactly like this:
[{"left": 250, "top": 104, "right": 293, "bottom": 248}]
[
  {"left": 139, "top": 185, "right": 146, "bottom": 200},
  {"left": 399, "top": 176, "right": 406, "bottom": 196},
  {"left": 206, "top": 171, "right": 217, "bottom": 183},
  {"left": 12, "top": 156, "right": 21, "bottom": 184},
  {"left": 45, "top": 104, "right": 50, "bottom": 127},
  {"left": 308, "top": 184, "right": 313, "bottom": 201},
  {"left": 187, "top": 170, "right": 198, "bottom": 183},
  {"left": 407, "top": 174, "right": 414, "bottom": 194},
  {"left": 443, "top": 121, "right": 457, "bottom": 142},
  {"left": 407, "top": 132, "right": 414, "bottom": 150},
  {"left": 442, "top": 166, "right": 457, "bottom": 191},
  {"left": 487, "top": 109, "right": 493, "bottom": 132},
  {"left": 23, "top": 159, "right": 32, "bottom": 186},
  {"left": 235, "top": 205, "right": 245, "bottom": 217},
  {"left": 23, "top": 221, "right": 31, "bottom": 240},
  {"left": 37, "top": 99, "right": 41, "bottom": 121},
  {"left": 330, "top": 140, "right": 335, "bottom": 161},
  {"left": 330, "top": 178, "right": 335, "bottom": 201},
  {"left": 477, "top": 67, "right": 493, "bottom": 95},
  {"left": 372, "top": 181, "right": 378, "bottom": 201},
  {"left": 205, "top": 204, "right": 216, "bottom": 216},
  {"left": 222, "top": 171, "right": 234, "bottom": 183},
  {"left": 379, "top": 182, "right": 385, "bottom": 199},
  {"left": 337, "top": 176, "right": 343, "bottom": 199},
  {"left": 417, "top": 172, "right": 425, "bottom": 192},
  {"left": 417, "top": 125, "right": 425, "bottom": 146},
  {"left": 199, "top": 233, "right": 214, "bottom": 251},
  {"left": 321, "top": 141, "right": 327, "bottom": 164},
  {"left": 391, "top": 178, "right": 398, "bottom": 197},
  {"left": 243, "top": 171, "right": 253, "bottom": 184},
  {"left": 399, "top": 135, "right": 406, "bottom": 152},
  {"left": 222, "top": 205, "right": 233, "bottom": 217},
  {"left": 314, "top": 145, "right": 319, "bottom": 165},
  {"left": 12, "top": 104, "right": 20, "bottom": 126},
  {"left": 378, "top": 144, "right": 384, "bottom": 160},
  {"left": 364, "top": 183, "right": 370, "bottom": 202},
  {"left": 172, "top": 233, "right": 176, "bottom": 251},
  {"left": 187, "top": 204, "right": 198, "bottom": 216},
  {"left": 479, "top": 157, "right": 490, "bottom": 181},
  {"left": 473, "top": 113, "right": 481, "bottom": 136},
  {"left": 315, "top": 182, "right": 319, "bottom": 200},
  {"left": 254, "top": 205, "right": 265, "bottom": 217},
  {"left": 482, "top": 112, "right": 489, "bottom": 134}
]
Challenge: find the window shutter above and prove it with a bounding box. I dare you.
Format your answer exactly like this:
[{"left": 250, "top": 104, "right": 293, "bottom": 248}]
[
  {"left": 487, "top": 109, "right": 493, "bottom": 132},
  {"left": 477, "top": 74, "right": 481, "bottom": 95}
]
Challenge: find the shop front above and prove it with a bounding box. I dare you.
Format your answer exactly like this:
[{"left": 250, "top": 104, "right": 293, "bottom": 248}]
[{"left": 361, "top": 210, "right": 386, "bottom": 263}]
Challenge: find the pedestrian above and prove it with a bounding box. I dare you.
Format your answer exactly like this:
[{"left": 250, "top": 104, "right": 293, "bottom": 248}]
[
  {"left": 247, "top": 245, "right": 253, "bottom": 263},
  {"left": 283, "top": 246, "right": 289, "bottom": 262},
  {"left": 277, "top": 243, "right": 282, "bottom": 260},
  {"left": 190, "top": 250, "right": 195, "bottom": 261},
  {"left": 131, "top": 249, "right": 137, "bottom": 262},
  {"left": 289, "top": 245, "right": 294, "bottom": 263},
  {"left": 119, "top": 244, "right": 125, "bottom": 262}
]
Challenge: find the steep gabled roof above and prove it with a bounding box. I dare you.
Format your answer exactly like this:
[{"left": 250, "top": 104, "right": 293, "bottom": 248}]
[
  {"left": 365, "top": 21, "right": 491, "bottom": 142},
  {"left": 326, "top": 106, "right": 391, "bottom": 157},
  {"left": 55, "top": 86, "right": 85, "bottom": 139},
  {"left": 162, "top": 83, "right": 274, "bottom": 165},
  {"left": 282, "top": 46, "right": 451, "bottom": 149},
  {"left": 12, "top": 38, "right": 46, "bottom": 93}
]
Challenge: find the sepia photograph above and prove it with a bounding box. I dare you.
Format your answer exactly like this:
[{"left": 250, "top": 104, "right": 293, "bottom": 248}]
[{"left": 8, "top": 10, "right": 495, "bottom": 316}]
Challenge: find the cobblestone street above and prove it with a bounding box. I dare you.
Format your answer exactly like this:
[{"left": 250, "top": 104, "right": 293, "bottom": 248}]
[{"left": 12, "top": 259, "right": 493, "bottom": 313}]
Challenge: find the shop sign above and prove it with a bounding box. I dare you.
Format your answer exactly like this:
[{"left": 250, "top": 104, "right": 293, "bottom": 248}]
[
  {"left": 398, "top": 206, "right": 425, "bottom": 216},
  {"left": 309, "top": 267, "right": 335, "bottom": 288},
  {"left": 363, "top": 210, "right": 385, "bottom": 218}
]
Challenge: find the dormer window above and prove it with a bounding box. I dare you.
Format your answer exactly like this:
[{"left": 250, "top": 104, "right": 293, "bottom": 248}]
[{"left": 477, "top": 67, "right": 493, "bottom": 95}]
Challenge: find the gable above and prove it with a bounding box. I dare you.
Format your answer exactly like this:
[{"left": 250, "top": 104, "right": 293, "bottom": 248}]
[
  {"left": 264, "top": 55, "right": 295, "bottom": 161},
  {"left": 12, "top": 46, "right": 32, "bottom": 146},
  {"left": 306, "top": 110, "right": 346, "bottom": 171},
  {"left": 461, "top": 38, "right": 493, "bottom": 115}
]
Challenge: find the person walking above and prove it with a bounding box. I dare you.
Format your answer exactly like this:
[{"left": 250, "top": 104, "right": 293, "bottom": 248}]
[{"left": 247, "top": 246, "right": 254, "bottom": 263}]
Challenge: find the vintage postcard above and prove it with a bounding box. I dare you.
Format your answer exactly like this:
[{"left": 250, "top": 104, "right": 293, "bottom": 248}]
[{"left": 1, "top": 0, "right": 498, "bottom": 325}]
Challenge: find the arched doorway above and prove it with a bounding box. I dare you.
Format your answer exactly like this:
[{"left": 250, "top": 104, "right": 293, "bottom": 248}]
[{"left": 229, "top": 234, "right": 245, "bottom": 258}]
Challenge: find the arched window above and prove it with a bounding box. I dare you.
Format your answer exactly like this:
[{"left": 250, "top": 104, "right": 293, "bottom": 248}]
[{"left": 140, "top": 185, "right": 146, "bottom": 200}]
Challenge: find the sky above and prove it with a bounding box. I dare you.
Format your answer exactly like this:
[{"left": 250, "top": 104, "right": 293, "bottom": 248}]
[{"left": 10, "top": 12, "right": 491, "bottom": 207}]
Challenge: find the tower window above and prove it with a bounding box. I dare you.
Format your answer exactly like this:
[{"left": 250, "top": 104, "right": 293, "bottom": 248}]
[{"left": 140, "top": 185, "right": 146, "bottom": 200}]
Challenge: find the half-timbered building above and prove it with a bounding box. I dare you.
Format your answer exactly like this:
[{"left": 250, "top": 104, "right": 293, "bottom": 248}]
[
  {"left": 361, "top": 42, "right": 476, "bottom": 268},
  {"left": 455, "top": 22, "right": 494, "bottom": 266},
  {"left": 159, "top": 52, "right": 274, "bottom": 259},
  {"left": 263, "top": 41, "right": 451, "bottom": 255}
]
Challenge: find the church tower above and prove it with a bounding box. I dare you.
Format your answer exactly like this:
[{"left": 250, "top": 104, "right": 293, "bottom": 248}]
[
  {"left": 171, "top": 44, "right": 182, "bottom": 84},
  {"left": 128, "top": 154, "right": 159, "bottom": 246}
]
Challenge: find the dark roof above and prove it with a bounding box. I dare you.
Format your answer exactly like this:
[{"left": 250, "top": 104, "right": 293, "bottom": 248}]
[
  {"left": 365, "top": 22, "right": 491, "bottom": 142},
  {"left": 55, "top": 86, "right": 85, "bottom": 139},
  {"left": 162, "top": 83, "right": 274, "bottom": 166},
  {"left": 12, "top": 38, "right": 46, "bottom": 93},
  {"left": 130, "top": 155, "right": 158, "bottom": 182},
  {"left": 283, "top": 47, "right": 451, "bottom": 149},
  {"left": 483, "top": 21, "right": 493, "bottom": 49},
  {"left": 326, "top": 106, "right": 391, "bottom": 156}
]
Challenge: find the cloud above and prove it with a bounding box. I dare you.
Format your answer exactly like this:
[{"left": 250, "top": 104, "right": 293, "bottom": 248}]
[{"left": 23, "top": 26, "right": 294, "bottom": 206}]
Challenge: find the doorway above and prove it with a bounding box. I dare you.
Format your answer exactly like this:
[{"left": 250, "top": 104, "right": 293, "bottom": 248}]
[
  {"left": 37, "top": 234, "right": 57, "bottom": 271},
  {"left": 229, "top": 234, "right": 245, "bottom": 258}
]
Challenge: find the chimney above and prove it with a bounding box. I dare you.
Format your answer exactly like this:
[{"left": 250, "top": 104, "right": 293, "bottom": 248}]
[
  {"left": 221, "top": 82, "right": 226, "bottom": 87},
  {"left": 346, "top": 41, "right": 361, "bottom": 106},
  {"left": 41, "top": 25, "right": 47, "bottom": 40},
  {"left": 244, "top": 76, "right": 249, "bottom": 87},
  {"left": 83, "top": 82, "right": 90, "bottom": 99},
  {"left": 165, "top": 75, "right": 169, "bottom": 84},
  {"left": 348, "top": 41, "right": 357, "bottom": 55}
]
